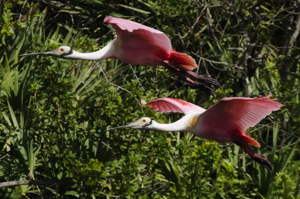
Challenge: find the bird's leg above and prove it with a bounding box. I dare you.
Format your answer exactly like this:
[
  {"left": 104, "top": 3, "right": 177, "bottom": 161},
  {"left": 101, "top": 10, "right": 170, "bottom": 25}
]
[
  {"left": 164, "top": 64, "right": 194, "bottom": 84},
  {"left": 233, "top": 141, "right": 273, "bottom": 172},
  {"left": 164, "top": 65, "right": 215, "bottom": 96},
  {"left": 174, "top": 64, "right": 220, "bottom": 87}
]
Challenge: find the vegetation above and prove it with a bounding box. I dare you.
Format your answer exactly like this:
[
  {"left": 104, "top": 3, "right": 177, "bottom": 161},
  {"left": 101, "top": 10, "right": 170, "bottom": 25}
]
[{"left": 0, "top": 0, "right": 299, "bottom": 198}]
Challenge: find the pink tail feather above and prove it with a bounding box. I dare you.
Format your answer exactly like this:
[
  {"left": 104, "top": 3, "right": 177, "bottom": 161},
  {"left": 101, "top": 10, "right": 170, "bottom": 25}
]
[
  {"left": 169, "top": 50, "right": 197, "bottom": 71},
  {"left": 237, "top": 131, "right": 261, "bottom": 148}
]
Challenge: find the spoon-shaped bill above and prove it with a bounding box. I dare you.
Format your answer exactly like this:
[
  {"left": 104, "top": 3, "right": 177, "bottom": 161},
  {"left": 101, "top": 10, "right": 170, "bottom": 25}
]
[
  {"left": 19, "top": 49, "right": 60, "bottom": 57},
  {"left": 108, "top": 119, "right": 145, "bottom": 130}
]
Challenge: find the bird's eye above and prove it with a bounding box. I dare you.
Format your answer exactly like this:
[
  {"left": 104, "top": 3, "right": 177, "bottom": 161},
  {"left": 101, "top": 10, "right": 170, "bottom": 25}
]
[
  {"left": 142, "top": 119, "right": 146, "bottom": 122},
  {"left": 60, "top": 48, "right": 64, "bottom": 52}
]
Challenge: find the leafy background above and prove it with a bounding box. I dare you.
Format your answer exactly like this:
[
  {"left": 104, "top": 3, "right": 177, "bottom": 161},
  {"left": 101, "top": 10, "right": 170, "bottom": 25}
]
[{"left": 0, "top": 0, "right": 299, "bottom": 198}]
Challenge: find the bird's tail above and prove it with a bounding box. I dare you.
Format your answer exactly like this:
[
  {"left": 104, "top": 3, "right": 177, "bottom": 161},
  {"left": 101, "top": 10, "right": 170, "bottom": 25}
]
[
  {"left": 237, "top": 131, "right": 261, "bottom": 147},
  {"left": 169, "top": 50, "right": 197, "bottom": 71},
  {"left": 168, "top": 50, "right": 219, "bottom": 87},
  {"left": 233, "top": 131, "right": 272, "bottom": 171}
]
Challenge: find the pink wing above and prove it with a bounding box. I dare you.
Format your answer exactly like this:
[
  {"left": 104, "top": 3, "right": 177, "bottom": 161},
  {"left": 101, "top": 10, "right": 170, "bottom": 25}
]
[
  {"left": 104, "top": 16, "right": 171, "bottom": 62},
  {"left": 104, "top": 16, "right": 163, "bottom": 34},
  {"left": 141, "top": 98, "right": 206, "bottom": 115},
  {"left": 199, "top": 95, "right": 283, "bottom": 132}
]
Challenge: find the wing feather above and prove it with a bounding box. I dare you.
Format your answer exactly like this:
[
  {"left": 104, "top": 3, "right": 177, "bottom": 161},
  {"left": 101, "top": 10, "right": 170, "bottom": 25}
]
[
  {"left": 104, "top": 16, "right": 163, "bottom": 33},
  {"left": 199, "top": 95, "right": 283, "bottom": 132},
  {"left": 104, "top": 16, "right": 171, "bottom": 55},
  {"left": 142, "top": 98, "right": 206, "bottom": 115}
]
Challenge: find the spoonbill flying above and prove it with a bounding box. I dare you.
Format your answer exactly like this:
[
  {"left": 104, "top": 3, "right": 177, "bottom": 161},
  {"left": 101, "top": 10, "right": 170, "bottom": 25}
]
[
  {"left": 110, "top": 95, "right": 283, "bottom": 171},
  {"left": 20, "top": 16, "right": 218, "bottom": 95}
]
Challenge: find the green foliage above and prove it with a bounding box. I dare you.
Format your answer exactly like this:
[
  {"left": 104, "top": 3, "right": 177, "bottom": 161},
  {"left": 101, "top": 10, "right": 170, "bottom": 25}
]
[
  {"left": 0, "top": 0, "right": 300, "bottom": 198},
  {"left": 271, "top": 170, "right": 300, "bottom": 199}
]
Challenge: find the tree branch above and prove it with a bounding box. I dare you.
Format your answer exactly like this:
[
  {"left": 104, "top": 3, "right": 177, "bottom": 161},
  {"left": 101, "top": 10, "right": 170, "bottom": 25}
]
[
  {"left": 0, "top": 180, "right": 64, "bottom": 188},
  {"left": 243, "top": 30, "right": 252, "bottom": 96},
  {"left": 287, "top": 11, "right": 300, "bottom": 56},
  {"left": 279, "top": 3, "right": 300, "bottom": 79}
]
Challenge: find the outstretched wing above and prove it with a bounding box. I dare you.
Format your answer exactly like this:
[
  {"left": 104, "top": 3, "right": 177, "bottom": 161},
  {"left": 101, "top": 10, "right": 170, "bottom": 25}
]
[
  {"left": 104, "top": 16, "right": 171, "bottom": 58},
  {"left": 141, "top": 98, "right": 206, "bottom": 115},
  {"left": 104, "top": 16, "right": 164, "bottom": 34},
  {"left": 199, "top": 95, "right": 283, "bottom": 132}
]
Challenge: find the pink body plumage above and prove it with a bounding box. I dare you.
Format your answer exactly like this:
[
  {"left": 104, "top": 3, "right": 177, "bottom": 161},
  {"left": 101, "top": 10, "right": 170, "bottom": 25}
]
[{"left": 104, "top": 16, "right": 196, "bottom": 70}]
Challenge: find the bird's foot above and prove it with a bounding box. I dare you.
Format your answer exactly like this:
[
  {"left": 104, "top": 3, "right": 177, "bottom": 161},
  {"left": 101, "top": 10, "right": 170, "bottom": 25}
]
[
  {"left": 193, "top": 82, "right": 215, "bottom": 98},
  {"left": 253, "top": 153, "right": 273, "bottom": 172},
  {"left": 197, "top": 74, "right": 220, "bottom": 87}
]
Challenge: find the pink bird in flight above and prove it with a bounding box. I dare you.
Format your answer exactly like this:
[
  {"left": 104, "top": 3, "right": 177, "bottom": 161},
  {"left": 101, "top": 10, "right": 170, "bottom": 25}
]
[
  {"left": 110, "top": 95, "right": 283, "bottom": 171},
  {"left": 20, "top": 16, "right": 218, "bottom": 95}
]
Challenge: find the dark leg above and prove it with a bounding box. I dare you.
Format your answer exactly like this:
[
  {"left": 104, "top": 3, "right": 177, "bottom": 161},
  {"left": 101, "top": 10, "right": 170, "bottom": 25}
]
[
  {"left": 164, "top": 65, "right": 215, "bottom": 97},
  {"left": 233, "top": 141, "right": 273, "bottom": 172},
  {"left": 174, "top": 64, "right": 220, "bottom": 87}
]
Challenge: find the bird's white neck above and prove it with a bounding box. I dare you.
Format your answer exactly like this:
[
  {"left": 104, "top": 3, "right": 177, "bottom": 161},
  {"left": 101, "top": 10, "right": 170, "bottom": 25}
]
[
  {"left": 65, "top": 39, "right": 117, "bottom": 60},
  {"left": 146, "top": 114, "right": 198, "bottom": 132}
]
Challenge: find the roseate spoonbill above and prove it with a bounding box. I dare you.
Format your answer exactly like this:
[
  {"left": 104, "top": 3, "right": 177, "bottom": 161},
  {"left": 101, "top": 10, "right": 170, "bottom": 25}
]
[
  {"left": 110, "top": 95, "right": 283, "bottom": 171},
  {"left": 20, "top": 16, "right": 218, "bottom": 95}
]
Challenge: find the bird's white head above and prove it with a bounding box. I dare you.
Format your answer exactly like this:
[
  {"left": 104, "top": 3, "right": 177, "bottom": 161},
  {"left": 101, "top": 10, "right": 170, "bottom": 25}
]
[
  {"left": 55, "top": 46, "right": 72, "bottom": 55},
  {"left": 20, "top": 46, "right": 73, "bottom": 58},
  {"left": 109, "top": 117, "right": 153, "bottom": 130}
]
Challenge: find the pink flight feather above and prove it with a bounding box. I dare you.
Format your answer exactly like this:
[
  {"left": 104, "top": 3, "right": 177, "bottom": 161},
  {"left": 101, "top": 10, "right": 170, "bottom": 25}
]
[
  {"left": 141, "top": 98, "right": 206, "bottom": 114},
  {"left": 199, "top": 95, "right": 283, "bottom": 133},
  {"left": 104, "top": 16, "right": 163, "bottom": 34},
  {"left": 104, "top": 16, "right": 171, "bottom": 61}
]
